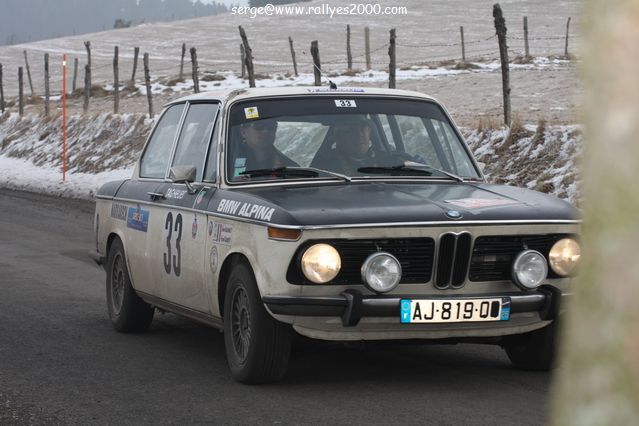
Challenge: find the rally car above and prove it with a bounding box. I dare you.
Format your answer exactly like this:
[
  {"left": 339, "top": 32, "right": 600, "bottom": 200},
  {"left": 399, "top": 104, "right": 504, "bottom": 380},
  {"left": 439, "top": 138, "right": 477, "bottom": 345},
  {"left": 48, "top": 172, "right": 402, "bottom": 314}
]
[{"left": 90, "top": 87, "right": 581, "bottom": 384}]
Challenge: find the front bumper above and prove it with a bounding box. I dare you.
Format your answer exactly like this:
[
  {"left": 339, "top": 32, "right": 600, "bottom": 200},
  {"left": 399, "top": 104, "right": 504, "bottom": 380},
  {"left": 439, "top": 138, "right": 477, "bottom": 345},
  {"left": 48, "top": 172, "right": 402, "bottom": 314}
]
[{"left": 263, "top": 285, "right": 562, "bottom": 328}]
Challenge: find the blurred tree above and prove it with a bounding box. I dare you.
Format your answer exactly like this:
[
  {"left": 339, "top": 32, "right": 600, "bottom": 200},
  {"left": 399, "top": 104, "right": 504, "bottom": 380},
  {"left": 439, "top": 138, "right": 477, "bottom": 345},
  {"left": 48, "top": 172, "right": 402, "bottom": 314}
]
[{"left": 550, "top": 0, "right": 639, "bottom": 424}]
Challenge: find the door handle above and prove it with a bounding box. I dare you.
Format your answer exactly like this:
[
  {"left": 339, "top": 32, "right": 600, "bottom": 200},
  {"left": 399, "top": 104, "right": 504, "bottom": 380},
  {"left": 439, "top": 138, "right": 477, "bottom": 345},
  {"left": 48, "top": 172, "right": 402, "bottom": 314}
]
[{"left": 147, "top": 191, "right": 166, "bottom": 201}]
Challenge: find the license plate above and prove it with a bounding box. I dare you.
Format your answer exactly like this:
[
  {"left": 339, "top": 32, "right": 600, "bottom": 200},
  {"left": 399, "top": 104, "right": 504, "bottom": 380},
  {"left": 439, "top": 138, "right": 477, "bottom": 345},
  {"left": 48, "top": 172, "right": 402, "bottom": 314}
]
[{"left": 400, "top": 297, "right": 511, "bottom": 324}]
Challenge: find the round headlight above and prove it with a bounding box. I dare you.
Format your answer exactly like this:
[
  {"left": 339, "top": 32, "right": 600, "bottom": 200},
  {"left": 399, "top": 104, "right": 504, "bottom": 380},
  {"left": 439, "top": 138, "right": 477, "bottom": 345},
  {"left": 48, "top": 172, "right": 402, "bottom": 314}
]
[
  {"left": 549, "top": 238, "right": 581, "bottom": 276},
  {"left": 361, "top": 252, "right": 402, "bottom": 293},
  {"left": 301, "top": 244, "right": 341, "bottom": 284},
  {"left": 511, "top": 250, "right": 548, "bottom": 290}
]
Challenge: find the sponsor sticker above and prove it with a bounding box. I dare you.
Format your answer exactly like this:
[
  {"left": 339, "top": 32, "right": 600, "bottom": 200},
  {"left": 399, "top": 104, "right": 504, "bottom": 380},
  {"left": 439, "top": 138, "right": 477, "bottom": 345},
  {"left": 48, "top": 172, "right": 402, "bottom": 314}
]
[
  {"left": 195, "top": 188, "right": 207, "bottom": 206},
  {"left": 216, "top": 198, "right": 275, "bottom": 222},
  {"left": 211, "top": 222, "right": 233, "bottom": 246},
  {"left": 244, "top": 107, "right": 259, "bottom": 119},
  {"left": 192, "top": 215, "right": 198, "bottom": 239},
  {"left": 166, "top": 188, "right": 187, "bottom": 200},
  {"left": 444, "top": 198, "right": 517, "bottom": 209},
  {"left": 127, "top": 206, "right": 149, "bottom": 232},
  {"left": 305, "top": 88, "right": 365, "bottom": 93},
  {"left": 110, "top": 203, "right": 128, "bottom": 221},
  {"left": 209, "top": 246, "right": 219, "bottom": 273},
  {"left": 234, "top": 157, "right": 247, "bottom": 177}
]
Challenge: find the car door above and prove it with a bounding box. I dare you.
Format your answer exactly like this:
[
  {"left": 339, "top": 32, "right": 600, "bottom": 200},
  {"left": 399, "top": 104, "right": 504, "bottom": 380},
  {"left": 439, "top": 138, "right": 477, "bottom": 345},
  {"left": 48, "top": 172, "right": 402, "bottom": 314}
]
[
  {"left": 149, "top": 102, "right": 220, "bottom": 313},
  {"left": 124, "top": 103, "right": 186, "bottom": 296}
]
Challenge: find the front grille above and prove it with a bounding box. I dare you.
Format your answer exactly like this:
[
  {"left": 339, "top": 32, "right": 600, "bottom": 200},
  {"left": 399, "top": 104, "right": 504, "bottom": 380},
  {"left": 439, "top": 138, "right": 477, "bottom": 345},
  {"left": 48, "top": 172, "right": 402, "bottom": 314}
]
[
  {"left": 469, "top": 234, "right": 571, "bottom": 282},
  {"left": 435, "top": 232, "right": 472, "bottom": 289},
  {"left": 287, "top": 238, "right": 435, "bottom": 285}
]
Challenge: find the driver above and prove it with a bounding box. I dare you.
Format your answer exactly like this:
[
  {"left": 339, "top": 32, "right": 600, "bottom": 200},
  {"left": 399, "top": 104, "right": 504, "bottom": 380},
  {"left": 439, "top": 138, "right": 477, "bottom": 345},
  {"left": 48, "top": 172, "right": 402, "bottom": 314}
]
[
  {"left": 332, "top": 117, "right": 376, "bottom": 175},
  {"left": 234, "top": 119, "right": 298, "bottom": 176}
]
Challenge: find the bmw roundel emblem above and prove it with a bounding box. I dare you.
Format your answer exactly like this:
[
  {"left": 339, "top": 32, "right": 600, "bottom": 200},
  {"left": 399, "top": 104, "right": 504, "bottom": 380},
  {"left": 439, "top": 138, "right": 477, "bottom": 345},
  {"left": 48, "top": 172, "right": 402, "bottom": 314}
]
[{"left": 446, "top": 210, "right": 462, "bottom": 219}]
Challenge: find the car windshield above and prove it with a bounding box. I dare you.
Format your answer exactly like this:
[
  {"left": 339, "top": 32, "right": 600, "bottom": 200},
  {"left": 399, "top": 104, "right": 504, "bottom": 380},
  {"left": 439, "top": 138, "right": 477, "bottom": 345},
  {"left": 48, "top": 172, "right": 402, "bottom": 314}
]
[{"left": 226, "top": 96, "right": 481, "bottom": 183}]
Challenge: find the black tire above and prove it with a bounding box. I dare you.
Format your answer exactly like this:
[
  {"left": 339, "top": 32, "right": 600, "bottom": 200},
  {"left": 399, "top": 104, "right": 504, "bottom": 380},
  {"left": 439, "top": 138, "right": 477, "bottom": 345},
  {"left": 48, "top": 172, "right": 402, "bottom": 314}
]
[
  {"left": 223, "top": 262, "right": 292, "bottom": 384},
  {"left": 106, "top": 238, "right": 154, "bottom": 332},
  {"left": 503, "top": 321, "right": 558, "bottom": 371}
]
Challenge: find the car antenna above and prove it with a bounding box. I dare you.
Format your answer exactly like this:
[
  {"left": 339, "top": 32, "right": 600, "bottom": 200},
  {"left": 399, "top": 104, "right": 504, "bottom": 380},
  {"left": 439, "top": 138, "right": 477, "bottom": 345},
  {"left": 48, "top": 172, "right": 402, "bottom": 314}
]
[{"left": 302, "top": 51, "right": 338, "bottom": 89}]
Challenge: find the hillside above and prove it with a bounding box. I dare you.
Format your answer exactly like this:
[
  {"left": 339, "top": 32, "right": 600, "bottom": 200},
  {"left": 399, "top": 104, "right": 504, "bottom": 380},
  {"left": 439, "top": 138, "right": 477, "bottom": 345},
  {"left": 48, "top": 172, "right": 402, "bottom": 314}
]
[{"left": 0, "top": 0, "right": 580, "bottom": 95}]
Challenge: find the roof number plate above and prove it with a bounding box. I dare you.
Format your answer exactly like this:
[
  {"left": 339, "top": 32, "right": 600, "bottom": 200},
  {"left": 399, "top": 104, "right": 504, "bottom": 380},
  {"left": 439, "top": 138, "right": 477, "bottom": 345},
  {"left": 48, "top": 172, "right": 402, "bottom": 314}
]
[{"left": 334, "top": 99, "right": 357, "bottom": 108}]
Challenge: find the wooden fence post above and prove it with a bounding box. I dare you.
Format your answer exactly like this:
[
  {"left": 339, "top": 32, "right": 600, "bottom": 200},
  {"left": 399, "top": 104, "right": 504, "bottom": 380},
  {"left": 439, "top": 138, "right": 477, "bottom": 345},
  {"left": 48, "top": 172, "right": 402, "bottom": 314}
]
[
  {"left": 460, "top": 26, "right": 466, "bottom": 63},
  {"left": 564, "top": 17, "right": 571, "bottom": 57},
  {"left": 0, "top": 64, "right": 4, "bottom": 113},
  {"left": 144, "top": 53, "right": 153, "bottom": 118},
  {"left": 388, "top": 29, "right": 396, "bottom": 89},
  {"left": 365, "top": 27, "right": 371, "bottom": 70},
  {"left": 72, "top": 58, "right": 78, "bottom": 92},
  {"left": 113, "top": 46, "right": 119, "bottom": 114},
  {"left": 44, "top": 53, "right": 50, "bottom": 116},
  {"left": 83, "top": 64, "right": 89, "bottom": 113},
  {"left": 240, "top": 44, "right": 246, "bottom": 78},
  {"left": 524, "top": 16, "right": 530, "bottom": 58},
  {"left": 310, "top": 40, "right": 321, "bottom": 86},
  {"left": 131, "top": 46, "right": 139, "bottom": 84},
  {"left": 493, "top": 4, "right": 511, "bottom": 126},
  {"left": 180, "top": 43, "right": 186, "bottom": 80},
  {"left": 238, "top": 26, "right": 255, "bottom": 88},
  {"left": 23, "top": 50, "right": 34, "bottom": 97},
  {"left": 288, "top": 36, "right": 298, "bottom": 77},
  {"left": 84, "top": 41, "right": 91, "bottom": 96},
  {"left": 190, "top": 47, "right": 199, "bottom": 93},
  {"left": 18, "top": 67, "right": 24, "bottom": 116},
  {"left": 346, "top": 24, "right": 353, "bottom": 70}
]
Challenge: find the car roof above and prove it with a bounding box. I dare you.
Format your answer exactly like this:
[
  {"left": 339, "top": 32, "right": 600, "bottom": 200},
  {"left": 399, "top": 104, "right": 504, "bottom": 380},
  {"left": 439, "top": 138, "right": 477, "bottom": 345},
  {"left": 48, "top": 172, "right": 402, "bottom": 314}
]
[{"left": 165, "top": 86, "right": 438, "bottom": 107}]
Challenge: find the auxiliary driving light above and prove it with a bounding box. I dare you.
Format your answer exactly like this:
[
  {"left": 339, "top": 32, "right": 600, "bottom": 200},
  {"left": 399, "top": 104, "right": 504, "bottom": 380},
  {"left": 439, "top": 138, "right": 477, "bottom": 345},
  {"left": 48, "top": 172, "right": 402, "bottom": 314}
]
[
  {"left": 511, "top": 250, "right": 548, "bottom": 290},
  {"left": 548, "top": 238, "right": 581, "bottom": 276},
  {"left": 301, "top": 244, "right": 341, "bottom": 284},
  {"left": 361, "top": 252, "right": 402, "bottom": 293}
]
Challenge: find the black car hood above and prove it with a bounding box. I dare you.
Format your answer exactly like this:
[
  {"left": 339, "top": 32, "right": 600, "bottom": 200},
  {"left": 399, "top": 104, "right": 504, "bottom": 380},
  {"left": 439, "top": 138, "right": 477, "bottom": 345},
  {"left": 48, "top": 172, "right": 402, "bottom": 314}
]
[{"left": 214, "top": 181, "right": 579, "bottom": 227}]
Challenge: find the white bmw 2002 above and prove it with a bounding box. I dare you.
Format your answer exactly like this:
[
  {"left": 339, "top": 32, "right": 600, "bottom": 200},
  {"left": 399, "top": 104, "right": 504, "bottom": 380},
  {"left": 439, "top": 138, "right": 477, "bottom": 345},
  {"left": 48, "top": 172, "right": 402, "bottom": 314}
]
[{"left": 91, "top": 87, "right": 580, "bottom": 383}]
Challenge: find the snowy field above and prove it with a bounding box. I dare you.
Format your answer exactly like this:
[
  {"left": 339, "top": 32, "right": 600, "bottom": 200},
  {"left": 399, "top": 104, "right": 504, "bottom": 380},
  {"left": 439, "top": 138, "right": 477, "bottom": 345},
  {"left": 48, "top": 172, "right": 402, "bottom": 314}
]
[{"left": 0, "top": 0, "right": 581, "bottom": 98}]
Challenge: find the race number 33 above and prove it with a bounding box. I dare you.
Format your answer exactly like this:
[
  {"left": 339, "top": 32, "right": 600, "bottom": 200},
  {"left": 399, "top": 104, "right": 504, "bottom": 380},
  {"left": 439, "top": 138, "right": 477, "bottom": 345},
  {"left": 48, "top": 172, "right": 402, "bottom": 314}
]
[
  {"left": 334, "top": 99, "right": 357, "bottom": 108},
  {"left": 164, "top": 212, "right": 182, "bottom": 276}
]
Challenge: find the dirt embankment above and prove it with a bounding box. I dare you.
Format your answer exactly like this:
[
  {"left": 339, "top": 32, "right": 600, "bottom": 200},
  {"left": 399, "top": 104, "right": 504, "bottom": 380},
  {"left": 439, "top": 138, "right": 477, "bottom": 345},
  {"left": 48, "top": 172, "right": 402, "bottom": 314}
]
[{"left": 0, "top": 111, "right": 152, "bottom": 174}]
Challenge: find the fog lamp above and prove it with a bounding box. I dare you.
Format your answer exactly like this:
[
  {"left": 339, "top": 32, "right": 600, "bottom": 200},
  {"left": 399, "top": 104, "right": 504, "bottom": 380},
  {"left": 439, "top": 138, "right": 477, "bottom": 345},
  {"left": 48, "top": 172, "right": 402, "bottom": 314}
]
[
  {"left": 361, "top": 252, "right": 402, "bottom": 293},
  {"left": 512, "top": 250, "right": 547, "bottom": 290}
]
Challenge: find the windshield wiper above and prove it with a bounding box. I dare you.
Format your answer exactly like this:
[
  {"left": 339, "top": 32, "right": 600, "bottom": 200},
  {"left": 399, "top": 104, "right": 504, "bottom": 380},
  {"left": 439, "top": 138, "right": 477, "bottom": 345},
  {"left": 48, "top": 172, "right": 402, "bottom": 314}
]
[
  {"left": 403, "top": 161, "right": 465, "bottom": 182},
  {"left": 240, "top": 166, "right": 351, "bottom": 182},
  {"left": 358, "top": 161, "right": 464, "bottom": 182}
]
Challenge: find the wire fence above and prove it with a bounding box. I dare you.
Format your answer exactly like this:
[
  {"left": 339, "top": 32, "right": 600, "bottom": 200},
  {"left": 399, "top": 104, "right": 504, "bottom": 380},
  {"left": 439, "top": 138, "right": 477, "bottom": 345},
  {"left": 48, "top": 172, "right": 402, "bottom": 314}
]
[{"left": 0, "top": 16, "right": 578, "bottom": 118}]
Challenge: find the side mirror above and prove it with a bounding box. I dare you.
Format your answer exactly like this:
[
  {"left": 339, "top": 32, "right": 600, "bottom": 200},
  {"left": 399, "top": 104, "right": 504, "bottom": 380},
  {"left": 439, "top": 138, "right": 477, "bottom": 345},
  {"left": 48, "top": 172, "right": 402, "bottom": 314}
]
[
  {"left": 169, "top": 165, "right": 197, "bottom": 194},
  {"left": 169, "top": 165, "right": 196, "bottom": 183}
]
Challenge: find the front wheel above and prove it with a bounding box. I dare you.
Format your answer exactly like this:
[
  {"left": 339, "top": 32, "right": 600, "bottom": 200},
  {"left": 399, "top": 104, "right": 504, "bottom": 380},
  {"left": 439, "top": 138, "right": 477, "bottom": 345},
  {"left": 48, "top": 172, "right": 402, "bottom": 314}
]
[
  {"left": 223, "top": 262, "right": 292, "bottom": 384},
  {"left": 503, "top": 321, "right": 558, "bottom": 371},
  {"left": 106, "top": 238, "right": 154, "bottom": 332}
]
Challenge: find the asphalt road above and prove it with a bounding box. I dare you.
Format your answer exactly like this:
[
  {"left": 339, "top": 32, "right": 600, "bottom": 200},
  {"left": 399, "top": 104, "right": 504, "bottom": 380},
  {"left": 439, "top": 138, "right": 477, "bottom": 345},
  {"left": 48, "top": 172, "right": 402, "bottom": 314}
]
[{"left": 0, "top": 189, "right": 552, "bottom": 425}]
